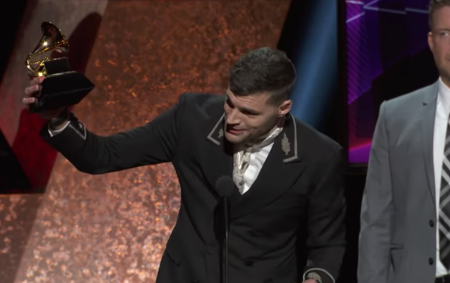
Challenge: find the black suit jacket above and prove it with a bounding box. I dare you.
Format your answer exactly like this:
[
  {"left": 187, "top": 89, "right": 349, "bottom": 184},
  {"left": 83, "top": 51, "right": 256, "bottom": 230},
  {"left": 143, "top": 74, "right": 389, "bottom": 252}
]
[{"left": 41, "top": 93, "right": 346, "bottom": 283}]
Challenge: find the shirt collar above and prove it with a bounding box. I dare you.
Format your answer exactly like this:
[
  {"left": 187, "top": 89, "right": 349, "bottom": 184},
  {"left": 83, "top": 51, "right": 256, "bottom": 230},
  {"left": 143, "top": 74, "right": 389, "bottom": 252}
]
[{"left": 438, "top": 77, "right": 450, "bottom": 116}]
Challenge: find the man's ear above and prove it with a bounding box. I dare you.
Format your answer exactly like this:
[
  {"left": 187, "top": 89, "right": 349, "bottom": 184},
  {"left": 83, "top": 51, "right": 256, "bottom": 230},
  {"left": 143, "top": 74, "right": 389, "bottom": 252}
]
[
  {"left": 278, "top": 99, "right": 292, "bottom": 117},
  {"left": 428, "top": 31, "right": 434, "bottom": 54}
]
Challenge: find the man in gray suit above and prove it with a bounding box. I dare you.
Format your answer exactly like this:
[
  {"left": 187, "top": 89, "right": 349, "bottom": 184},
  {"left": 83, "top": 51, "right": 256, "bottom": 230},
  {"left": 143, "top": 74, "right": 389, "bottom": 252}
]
[{"left": 358, "top": 1, "right": 450, "bottom": 283}]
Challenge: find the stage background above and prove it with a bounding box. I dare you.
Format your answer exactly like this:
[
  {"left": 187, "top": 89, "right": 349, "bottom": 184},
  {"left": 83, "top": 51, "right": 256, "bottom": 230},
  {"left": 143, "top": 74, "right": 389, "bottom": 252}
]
[{"left": 0, "top": 1, "right": 293, "bottom": 282}]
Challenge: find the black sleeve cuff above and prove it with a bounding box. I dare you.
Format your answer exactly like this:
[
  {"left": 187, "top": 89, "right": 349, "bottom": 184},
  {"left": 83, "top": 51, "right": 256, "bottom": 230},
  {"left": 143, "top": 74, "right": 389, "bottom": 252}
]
[
  {"left": 40, "top": 112, "right": 87, "bottom": 141},
  {"left": 303, "top": 268, "right": 335, "bottom": 283}
]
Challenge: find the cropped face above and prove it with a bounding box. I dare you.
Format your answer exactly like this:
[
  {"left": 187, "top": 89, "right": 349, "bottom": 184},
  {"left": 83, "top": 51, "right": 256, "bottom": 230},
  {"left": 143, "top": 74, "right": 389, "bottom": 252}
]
[
  {"left": 429, "top": 5, "right": 450, "bottom": 85},
  {"left": 223, "top": 89, "right": 291, "bottom": 145}
]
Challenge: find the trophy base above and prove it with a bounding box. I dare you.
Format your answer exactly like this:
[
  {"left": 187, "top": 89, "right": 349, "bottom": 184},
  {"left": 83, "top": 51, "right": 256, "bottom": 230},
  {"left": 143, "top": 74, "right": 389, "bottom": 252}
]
[{"left": 29, "top": 59, "right": 95, "bottom": 113}]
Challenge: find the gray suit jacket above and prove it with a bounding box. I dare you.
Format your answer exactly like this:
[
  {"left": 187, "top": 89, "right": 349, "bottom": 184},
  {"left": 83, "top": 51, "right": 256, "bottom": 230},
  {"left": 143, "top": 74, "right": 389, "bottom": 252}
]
[{"left": 358, "top": 81, "right": 440, "bottom": 283}]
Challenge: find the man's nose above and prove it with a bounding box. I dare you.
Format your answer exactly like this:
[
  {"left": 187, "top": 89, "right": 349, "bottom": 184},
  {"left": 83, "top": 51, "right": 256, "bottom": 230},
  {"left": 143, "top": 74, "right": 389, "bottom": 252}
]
[{"left": 226, "top": 109, "right": 240, "bottom": 125}]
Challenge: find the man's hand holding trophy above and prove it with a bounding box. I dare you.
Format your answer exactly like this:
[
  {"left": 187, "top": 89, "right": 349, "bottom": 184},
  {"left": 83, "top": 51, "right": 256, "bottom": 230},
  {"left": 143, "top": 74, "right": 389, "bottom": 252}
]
[{"left": 23, "top": 22, "right": 94, "bottom": 124}]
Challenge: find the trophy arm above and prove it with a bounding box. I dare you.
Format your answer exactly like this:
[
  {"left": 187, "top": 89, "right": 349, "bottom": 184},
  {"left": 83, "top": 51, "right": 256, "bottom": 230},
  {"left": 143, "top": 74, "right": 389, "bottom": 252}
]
[
  {"left": 28, "top": 42, "right": 68, "bottom": 58},
  {"left": 26, "top": 56, "right": 50, "bottom": 77}
]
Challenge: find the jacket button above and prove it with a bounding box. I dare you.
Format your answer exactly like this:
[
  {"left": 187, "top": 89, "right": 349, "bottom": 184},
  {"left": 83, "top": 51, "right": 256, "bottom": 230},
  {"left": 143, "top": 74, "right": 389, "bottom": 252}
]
[
  {"left": 429, "top": 220, "right": 434, "bottom": 227},
  {"left": 245, "top": 260, "right": 253, "bottom": 266},
  {"left": 429, "top": 258, "right": 434, "bottom": 265}
]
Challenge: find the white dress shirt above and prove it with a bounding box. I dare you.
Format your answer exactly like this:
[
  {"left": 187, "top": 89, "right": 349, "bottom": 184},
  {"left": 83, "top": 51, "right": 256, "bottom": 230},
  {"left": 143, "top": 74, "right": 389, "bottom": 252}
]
[
  {"left": 434, "top": 78, "right": 450, "bottom": 277},
  {"left": 239, "top": 143, "right": 274, "bottom": 194},
  {"left": 48, "top": 121, "right": 70, "bottom": 137}
]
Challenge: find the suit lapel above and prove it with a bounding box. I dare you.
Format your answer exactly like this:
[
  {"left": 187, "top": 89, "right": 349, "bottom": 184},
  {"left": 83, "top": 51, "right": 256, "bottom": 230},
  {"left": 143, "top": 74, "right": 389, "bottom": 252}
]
[
  {"left": 421, "top": 81, "right": 439, "bottom": 206},
  {"left": 231, "top": 113, "right": 306, "bottom": 219},
  {"left": 203, "top": 113, "right": 234, "bottom": 196}
]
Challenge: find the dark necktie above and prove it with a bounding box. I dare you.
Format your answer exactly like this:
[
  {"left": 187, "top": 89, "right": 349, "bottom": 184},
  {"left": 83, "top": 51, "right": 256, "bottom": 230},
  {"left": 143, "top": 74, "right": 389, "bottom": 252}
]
[{"left": 439, "top": 118, "right": 450, "bottom": 269}]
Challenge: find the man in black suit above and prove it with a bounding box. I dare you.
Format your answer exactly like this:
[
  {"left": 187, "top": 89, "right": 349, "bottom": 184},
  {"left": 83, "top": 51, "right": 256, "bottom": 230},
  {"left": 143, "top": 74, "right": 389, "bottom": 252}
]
[{"left": 23, "top": 47, "right": 346, "bottom": 283}]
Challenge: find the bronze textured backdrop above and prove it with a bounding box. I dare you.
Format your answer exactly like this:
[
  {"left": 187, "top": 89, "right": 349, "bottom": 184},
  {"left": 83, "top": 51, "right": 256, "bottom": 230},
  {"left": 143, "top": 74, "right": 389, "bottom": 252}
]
[{"left": 1, "top": 1, "right": 291, "bottom": 282}]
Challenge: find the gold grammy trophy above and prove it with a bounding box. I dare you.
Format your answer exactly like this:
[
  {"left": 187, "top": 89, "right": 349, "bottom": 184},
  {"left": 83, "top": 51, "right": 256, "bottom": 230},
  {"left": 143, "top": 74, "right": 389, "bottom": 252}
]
[{"left": 25, "top": 22, "right": 94, "bottom": 112}]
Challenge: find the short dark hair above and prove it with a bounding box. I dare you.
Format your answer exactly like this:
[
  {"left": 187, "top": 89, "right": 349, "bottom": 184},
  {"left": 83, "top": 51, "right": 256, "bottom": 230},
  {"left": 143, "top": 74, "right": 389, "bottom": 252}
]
[
  {"left": 429, "top": 0, "right": 450, "bottom": 29},
  {"left": 228, "top": 47, "right": 297, "bottom": 105}
]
